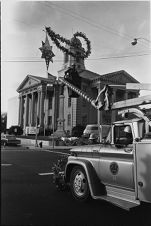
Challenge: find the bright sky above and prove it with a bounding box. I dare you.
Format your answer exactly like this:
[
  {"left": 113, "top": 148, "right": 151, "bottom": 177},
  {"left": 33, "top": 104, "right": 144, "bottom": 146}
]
[{"left": 1, "top": 0, "right": 151, "bottom": 112}]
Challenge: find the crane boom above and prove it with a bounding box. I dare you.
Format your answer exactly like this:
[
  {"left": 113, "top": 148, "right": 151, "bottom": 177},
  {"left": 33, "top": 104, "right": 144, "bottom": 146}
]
[
  {"left": 59, "top": 77, "right": 100, "bottom": 110},
  {"left": 58, "top": 76, "right": 151, "bottom": 111}
]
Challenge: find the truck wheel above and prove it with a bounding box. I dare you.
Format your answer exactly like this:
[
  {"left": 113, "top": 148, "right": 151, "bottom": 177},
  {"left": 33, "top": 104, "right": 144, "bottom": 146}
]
[{"left": 70, "top": 166, "right": 90, "bottom": 202}]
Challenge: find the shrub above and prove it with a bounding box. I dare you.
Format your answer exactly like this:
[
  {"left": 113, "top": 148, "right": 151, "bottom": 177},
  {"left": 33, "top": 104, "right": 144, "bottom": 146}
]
[
  {"left": 8, "top": 125, "right": 23, "bottom": 135},
  {"left": 71, "top": 125, "right": 85, "bottom": 137}
]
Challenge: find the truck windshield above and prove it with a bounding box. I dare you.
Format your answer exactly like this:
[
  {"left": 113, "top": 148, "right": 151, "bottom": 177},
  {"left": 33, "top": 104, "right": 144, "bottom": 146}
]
[
  {"left": 144, "top": 122, "right": 151, "bottom": 139},
  {"left": 114, "top": 125, "right": 133, "bottom": 146}
]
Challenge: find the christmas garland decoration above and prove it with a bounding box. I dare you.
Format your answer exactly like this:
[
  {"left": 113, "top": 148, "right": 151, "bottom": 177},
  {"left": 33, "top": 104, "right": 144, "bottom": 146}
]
[{"left": 45, "top": 27, "right": 91, "bottom": 59}]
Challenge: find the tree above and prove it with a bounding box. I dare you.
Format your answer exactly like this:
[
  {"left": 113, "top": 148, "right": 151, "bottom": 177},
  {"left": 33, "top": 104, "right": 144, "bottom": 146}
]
[{"left": 8, "top": 125, "right": 23, "bottom": 135}]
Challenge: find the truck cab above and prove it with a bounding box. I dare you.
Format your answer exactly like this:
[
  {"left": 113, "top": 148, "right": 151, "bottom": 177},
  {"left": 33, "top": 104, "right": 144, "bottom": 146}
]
[{"left": 64, "top": 117, "right": 151, "bottom": 210}]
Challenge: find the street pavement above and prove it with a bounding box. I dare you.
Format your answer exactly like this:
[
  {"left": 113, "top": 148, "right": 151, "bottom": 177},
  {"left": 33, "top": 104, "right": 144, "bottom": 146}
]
[{"left": 1, "top": 145, "right": 151, "bottom": 226}]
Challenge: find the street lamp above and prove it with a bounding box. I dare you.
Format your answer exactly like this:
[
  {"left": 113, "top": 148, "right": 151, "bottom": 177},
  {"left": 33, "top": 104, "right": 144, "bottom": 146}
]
[{"left": 131, "top": 37, "right": 151, "bottom": 46}]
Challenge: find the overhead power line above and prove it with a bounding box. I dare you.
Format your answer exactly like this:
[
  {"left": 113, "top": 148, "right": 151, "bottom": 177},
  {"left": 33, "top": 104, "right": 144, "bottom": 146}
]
[
  {"left": 2, "top": 52, "right": 150, "bottom": 63},
  {"left": 40, "top": 1, "right": 150, "bottom": 49},
  {"left": 87, "top": 53, "right": 150, "bottom": 60}
]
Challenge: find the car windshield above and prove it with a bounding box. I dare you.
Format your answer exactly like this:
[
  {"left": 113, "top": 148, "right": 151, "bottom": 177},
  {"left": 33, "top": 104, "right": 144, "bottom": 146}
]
[{"left": 86, "top": 126, "right": 98, "bottom": 130}]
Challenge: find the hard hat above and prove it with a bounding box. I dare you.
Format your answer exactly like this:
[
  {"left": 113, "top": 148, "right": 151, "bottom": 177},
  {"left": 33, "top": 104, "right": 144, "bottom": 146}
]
[
  {"left": 89, "top": 133, "right": 97, "bottom": 140},
  {"left": 124, "top": 126, "right": 131, "bottom": 133}
]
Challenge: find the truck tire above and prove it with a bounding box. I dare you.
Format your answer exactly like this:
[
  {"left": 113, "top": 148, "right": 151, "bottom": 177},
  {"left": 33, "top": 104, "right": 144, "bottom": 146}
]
[{"left": 70, "top": 166, "right": 90, "bottom": 202}]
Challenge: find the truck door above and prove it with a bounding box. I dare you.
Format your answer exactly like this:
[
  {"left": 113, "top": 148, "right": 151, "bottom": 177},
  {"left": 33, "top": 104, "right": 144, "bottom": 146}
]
[
  {"left": 136, "top": 141, "right": 151, "bottom": 202},
  {"left": 99, "top": 124, "right": 135, "bottom": 191}
]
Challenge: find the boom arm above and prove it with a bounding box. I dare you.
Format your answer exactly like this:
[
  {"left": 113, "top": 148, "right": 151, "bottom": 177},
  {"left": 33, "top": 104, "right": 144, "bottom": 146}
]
[
  {"left": 59, "top": 76, "right": 151, "bottom": 111},
  {"left": 59, "top": 77, "right": 102, "bottom": 110}
]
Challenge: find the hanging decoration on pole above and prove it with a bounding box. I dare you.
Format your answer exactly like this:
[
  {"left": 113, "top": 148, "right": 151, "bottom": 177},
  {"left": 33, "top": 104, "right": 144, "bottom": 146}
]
[
  {"left": 43, "top": 27, "right": 91, "bottom": 98},
  {"left": 45, "top": 27, "right": 91, "bottom": 59},
  {"left": 39, "top": 32, "right": 55, "bottom": 70}
]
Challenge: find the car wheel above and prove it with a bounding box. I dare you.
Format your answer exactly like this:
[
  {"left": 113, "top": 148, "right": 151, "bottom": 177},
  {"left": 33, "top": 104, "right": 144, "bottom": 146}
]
[{"left": 70, "top": 166, "right": 90, "bottom": 202}]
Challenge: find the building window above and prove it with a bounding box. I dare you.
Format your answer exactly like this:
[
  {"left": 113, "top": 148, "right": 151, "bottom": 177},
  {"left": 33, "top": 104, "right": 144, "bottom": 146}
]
[
  {"left": 48, "top": 116, "right": 52, "bottom": 126},
  {"left": 128, "top": 92, "right": 136, "bottom": 99},
  {"left": 82, "top": 99, "right": 86, "bottom": 107},
  {"left": 68, "top": 97, "right": 71, "bottom": 107},
  {"left": 116, "top": 89, "right": 125, "bottom": 101},
  {"left": 82, "top": 115, "right": 87, "bottom": 126},
  {"left": 67, "top": 114, "right": 71, "bottom": 126},
  {"left": 48, "top": 97, "right": 52, "bottom": 109},
  {"left": 82, "top": 85, "right": 87, "bottom": 92}
]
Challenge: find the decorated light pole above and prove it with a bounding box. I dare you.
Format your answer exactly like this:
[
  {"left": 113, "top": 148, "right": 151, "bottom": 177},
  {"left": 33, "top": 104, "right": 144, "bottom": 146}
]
[
  {"left": 35, "top": 31, "right": 55, "bottom": 147},
  {"left": 37, "top": 27, "right": 92, "bottom": 140}
]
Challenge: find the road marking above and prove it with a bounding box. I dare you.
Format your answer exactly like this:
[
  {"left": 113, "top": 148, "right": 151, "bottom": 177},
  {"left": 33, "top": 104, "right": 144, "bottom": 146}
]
[
  {"left": 43, "top": 149, "right": 70, "bottom": 156},
  {"left": 1, "top": 163, "right": 12, "bottom": 166},
  {"left": 38, "top": 172, "right": 54, "bottom": 176}
]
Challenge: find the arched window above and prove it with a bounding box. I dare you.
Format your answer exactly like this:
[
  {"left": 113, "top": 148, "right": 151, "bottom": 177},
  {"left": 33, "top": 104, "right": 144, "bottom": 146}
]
[{"left": 67, "top": 114, "right": 71, "bottom": 126}]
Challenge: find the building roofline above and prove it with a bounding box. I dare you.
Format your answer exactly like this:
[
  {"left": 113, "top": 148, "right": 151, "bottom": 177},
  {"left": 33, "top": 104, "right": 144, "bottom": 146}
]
[{"left": 79, "top": 69, "right": 139, "bottom": 83}]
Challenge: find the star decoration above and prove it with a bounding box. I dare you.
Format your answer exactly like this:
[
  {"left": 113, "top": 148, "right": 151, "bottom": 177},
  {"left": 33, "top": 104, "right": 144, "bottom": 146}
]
[{"left": 39, "top": 33, "right": 55, "bottom": 70}]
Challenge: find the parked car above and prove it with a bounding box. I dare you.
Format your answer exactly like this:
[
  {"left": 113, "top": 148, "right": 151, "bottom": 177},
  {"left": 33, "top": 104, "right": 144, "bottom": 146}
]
[
  {"left": 1, "top": 134, "right": 21, "bottom": 146},
  {"left": 83, "top": 124, "right": 110, "bottom": 141}
]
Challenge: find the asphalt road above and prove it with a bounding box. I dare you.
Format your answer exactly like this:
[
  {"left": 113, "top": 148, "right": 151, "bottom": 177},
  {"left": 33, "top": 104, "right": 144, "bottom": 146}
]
[{"left": 1, "top": 146, "right": 151, "bottom": 226}]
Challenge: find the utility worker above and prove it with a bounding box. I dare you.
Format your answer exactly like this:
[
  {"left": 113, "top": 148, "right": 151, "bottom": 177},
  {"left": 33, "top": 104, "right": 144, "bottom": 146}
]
[{"left": 124, "top": 126, "right": 133, "bottom": 144}]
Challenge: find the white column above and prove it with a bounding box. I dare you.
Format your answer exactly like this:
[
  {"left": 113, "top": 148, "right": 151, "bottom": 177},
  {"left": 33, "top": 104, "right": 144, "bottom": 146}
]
[
  {"left": 37, "top": 89, "right": 41, "bottom": 125},
  {"left": 40, "top": 87, "right": 45, "bottom": 127},
  {"left": 24, "top": 94, "right": 29, "bottom": 127},
  {"left": 18, "top": 94, "right": 24, "bottom": 127},
  {"left": 31, "top": 92, "right": 35, "bottom": 126},
  {"left": 18, "top": 95, "right": 22, "bottom": 126}
]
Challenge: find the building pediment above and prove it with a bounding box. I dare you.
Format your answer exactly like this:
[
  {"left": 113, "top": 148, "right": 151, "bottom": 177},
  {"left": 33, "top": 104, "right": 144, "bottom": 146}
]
[
  {"left": 17, "top": 74, "right": 56, "bottom": 93},
  {"left": 17, "top": 75, "right": 41, "bottom": 93}
]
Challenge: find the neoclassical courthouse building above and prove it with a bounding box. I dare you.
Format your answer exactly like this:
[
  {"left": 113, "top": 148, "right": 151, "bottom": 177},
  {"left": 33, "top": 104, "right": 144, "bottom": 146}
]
[{"left": 17, "top": 41, "right": 139, "bottom": 136}]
